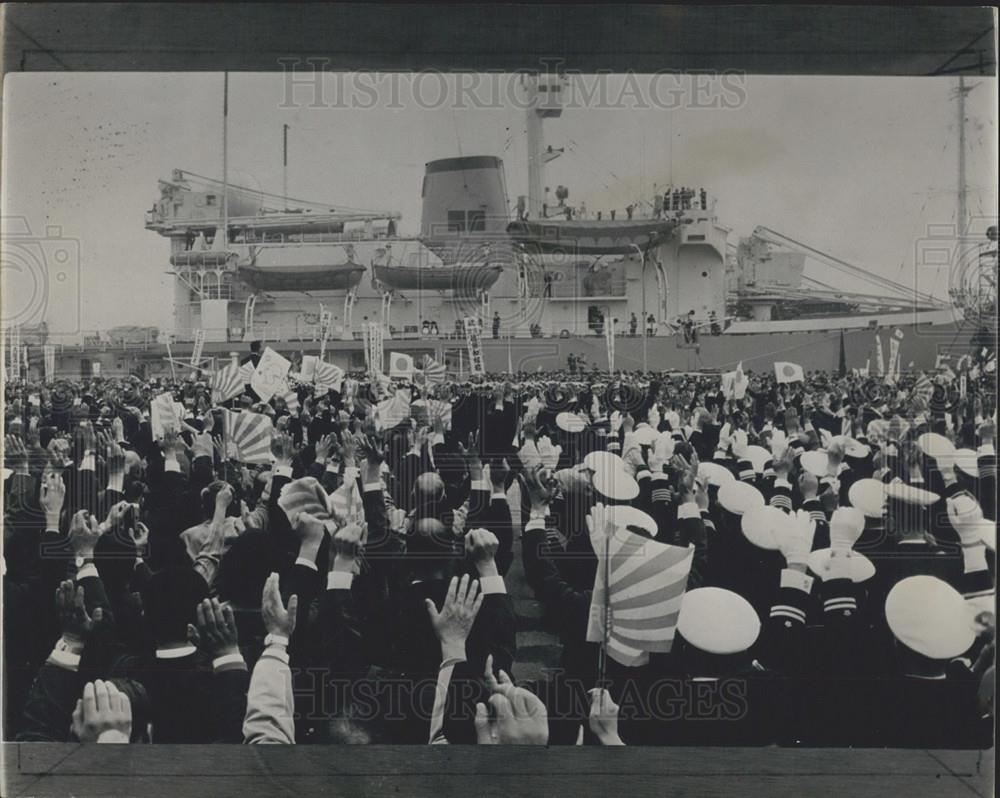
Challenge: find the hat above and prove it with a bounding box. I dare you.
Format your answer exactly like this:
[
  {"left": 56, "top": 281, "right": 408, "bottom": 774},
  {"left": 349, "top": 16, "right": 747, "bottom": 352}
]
[
  {"left": 591, "top": 467, "right": 640, "bottom": 501},
  {"left": 736, "top": 459, "right": 756, "bottom": 482},
  {"left": 916, "top": 432, "right": 956, "bottom": 460},
  {"left": 610, "top": 506, "right": 658, "bottom": 537},
  {"left": 677, "top": 587, "right": 761, "bottom": 655},
  {"left": 885, "top": 481, "right": 940, "bottom": 507},
  {"left": 807, "top": 549, "right": 876, "bottom": 583},
  {"left": 946, "top": 494, "right": 995, "bottom": 548},
  {"left": 799, "top": 450, "right": 829, "bottom": 477},
  {"left": 717, "top": 481, "right": 765, "bottom": 516},
  {"left": 740, "top": 505, "right": 784, "bottom": 550},
  {"left": 584, "top": 450, "right": 625, "bottom": 474},
  {"left": 848, "top": 478, "right": 887, "bottom": 517},
  {"left": 842, "top": 437, "right": 871, "bottom": 459},
  {"left": 744, "top": 445, "right": 771, "bottom": 474},
  {"left": 556, "top": 412, "right": 588, "bottom": 433},
  {"left": 885, "top": 576, "right": 975, "bottom": 659},
  {"left": 630, "top": 426, "right": 658, "bottom": 447},
  {"left": 949, "top": 448, "right": 979, "bottom": 478},
  {"left": 698, "top": 461, "right": 736, "bottom": 487}
]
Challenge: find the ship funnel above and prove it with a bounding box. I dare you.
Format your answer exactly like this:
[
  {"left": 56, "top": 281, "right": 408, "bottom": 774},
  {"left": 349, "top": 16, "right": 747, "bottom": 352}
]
[{"left": 420, "top": 156, "right": 509, "bottom": 239}]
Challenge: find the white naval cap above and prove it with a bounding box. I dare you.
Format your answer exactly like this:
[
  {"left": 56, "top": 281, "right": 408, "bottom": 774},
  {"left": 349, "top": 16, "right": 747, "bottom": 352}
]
[
  {"left": 949, "top": 448, "right": 979, "bottom": 478},
  {"left": 885, "top": 481, "right": 940, "bottom": 507},
  {"left": 799, "top": 450, "right": 830, "bottom": 478},
  {"left": 583, "top": 450, "right": 625, "bottom": 474},
  {"left": 591, "top": 466, "right": 640, "bottom": 502},
  {"left": 740, "top": 505, "right": 785, "bottom": 550},
  {"left": 885, "top": 576, "right": 976, "bottom": 660},
  {"left": 717, "top": 481, "right": 765, "bottom": 516},
  {"left": 829, "top": 506, "right": 866, "bottom": 548},
  {"left": 556, "top": 412, "right": 588, "bottom": 433},
  {"left": 677, "top": 587, "right": 761, "bottom": 655},
  {"left": 916, "top": 432, "right": 956, "bottom": 460},
  {"left": 698, "top": 461, "right": 736, "bottom": 488},
  {"left": 629, "top": 425, "right": 658, "bottom": 447},
  {"left": 848, "top": 478, "right": 887, "bottom": 518},
  {"left": 807, "top": 549, "right": 876, "bottom": 583},
  {"left": 610, "top": 505, "right": 658, "bottom": 537},
  {"left": 738, "top": 445, "right": 767, "bottom": 475}
]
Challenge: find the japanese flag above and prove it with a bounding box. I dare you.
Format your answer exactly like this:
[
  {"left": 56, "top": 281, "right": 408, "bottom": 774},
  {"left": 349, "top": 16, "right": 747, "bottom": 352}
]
[
  {"left": 389, "top": 352, "right": 414, "bottom": 379},
  {"left": 774, "top": 362, "right": 804, "bottom": 384}
]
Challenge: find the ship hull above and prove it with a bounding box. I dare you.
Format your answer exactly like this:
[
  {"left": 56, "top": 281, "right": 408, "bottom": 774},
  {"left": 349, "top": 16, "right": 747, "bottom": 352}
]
[{"left": 44, "top": 318, "right": 982, "bottom": 380}]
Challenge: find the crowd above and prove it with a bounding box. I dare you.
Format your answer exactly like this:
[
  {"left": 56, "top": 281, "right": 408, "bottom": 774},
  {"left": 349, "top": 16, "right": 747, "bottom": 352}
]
[{"left": 2, "top": 357, "right": 996, "bottom": 747}]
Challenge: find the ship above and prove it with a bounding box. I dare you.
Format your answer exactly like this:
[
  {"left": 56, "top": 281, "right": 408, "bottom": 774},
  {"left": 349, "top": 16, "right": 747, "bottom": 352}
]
[{"left": 12, "top": 75, "right": 994, "bottom": 382}]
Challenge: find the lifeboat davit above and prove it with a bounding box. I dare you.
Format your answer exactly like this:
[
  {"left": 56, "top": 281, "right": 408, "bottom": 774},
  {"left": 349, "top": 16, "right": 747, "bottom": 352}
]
[
  {"left": 373, "top": 262, "right": 502, "bottom": 294},
  {"left": 507, "top": 218, "right": 676, "bottom": 255},
  {"left": 169, "top": 251, "right": 237, "bottom": 268},
  {"left": 238, "top": 262, "right": 365, "bottom": 291}
]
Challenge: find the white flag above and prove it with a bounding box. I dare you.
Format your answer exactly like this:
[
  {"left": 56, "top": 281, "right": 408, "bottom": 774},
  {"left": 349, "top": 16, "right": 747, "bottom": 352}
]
[
  {"left": 250, "top": 347, "right": 291, "bottom": 402},
  {"left": 388, "top": 352, "right": 414, "bottom": 379}
]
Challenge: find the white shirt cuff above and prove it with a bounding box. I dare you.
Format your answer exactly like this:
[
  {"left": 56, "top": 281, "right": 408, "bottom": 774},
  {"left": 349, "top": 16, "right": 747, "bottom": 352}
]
[
  {"left": 432, "top": 433, "right": 445, "bottom": 447},
  {"left": 212, "top": 653, "right": 247, "bottom": 671},
  {"left": 47, "top": 648, "right": 81, "bottom": 671},
  {"left": 471, "top": 479, "right": 490, "bottom": 492},
  {"left": 491, "top": 492, "right": 508, "bottom": 502},
  {"left": 363, "top": 482, "right": 383, "bottom": 493},
  {"left": 80, "top": 454, "right": 96, "bottom": 471},
  {"left": 106, "top": 473, "right": 125, "bottom": 494},
  {"left": 76, "top": 564, "right": 99, "bottom": 581},
  {"left": 774, "top": 478, "right": 792, "bottom": 489},
  {"left": 96, "top": 730, "right": 130, "bottom": 744},
  {"left": 676, "top": 502, "right": 700, "bottom": 520},
  {"left": 343, "top": 466, "right": 360, "bottom": 482},
  {"left": 978, "top": 444, "right": 995, "bottom": 456},
  {"left": 327, "top": 571, "right": 354, "bottom": 590},
  {"left": 294, "top": 556, "right": 318, "bottom": 571},
  {"left": 524, "top": 518, "right": 547, "bottom": 533},
  {"left": 273, "top": 465, "right": 293, "bottom": 479},
  {"left": 478, "top": 575, "right": 506, "bottom": 595},
  {"left": 164, "top": 459, "right": 181, "bottom": 473}
]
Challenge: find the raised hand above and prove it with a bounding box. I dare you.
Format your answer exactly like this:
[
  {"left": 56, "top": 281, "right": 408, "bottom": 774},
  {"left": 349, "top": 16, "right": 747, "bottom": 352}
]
[
  {"left": 524, "top": 464, "right": 556, "bottom": 515},
  {"left": 8, "top": 430, "right": 34, "bottom": 471},
  {"left": 425, "top": 574, "right": 483, "bottom": 662},
  {"left": 774, "top": 509, "right": 815, "bottom": 571},
  {"left": 56, "top": 580, "right": 103, "bottom": 646},
  {"left": 261, "top": 572, "right": 298, "bottom": 638},
  {"left": 314, "top": 433, "right": 337, "bottom": 463},
  {"left": 798, "top": 471, "right": 819, "bottom": 501},
  {"left": 588, "top": 688, "right": 625, "bottom": 745},
  {"left": 475, "top": 654, "right": 548, "bottom": 746},
  {"left": 464, "top": 527, "right": 499, "bottom": 574},
  {"left": 71, "top": 680, "right": 132, "bottom": 743},
  {"left": 40, "top": 470, "right": 66, "bottom": 527},
  {"left": 69, "top": 510, "right": 103, "bottom": 558},
  {"left": 186, "top": 597, "right": 240, "bottom": 658}
]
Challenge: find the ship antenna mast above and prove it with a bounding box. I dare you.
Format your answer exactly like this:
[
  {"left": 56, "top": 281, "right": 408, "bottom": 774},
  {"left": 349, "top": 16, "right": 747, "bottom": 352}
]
[
  {"left": 957, "top": 74, "right": 971, "bottom": 236},
  {"left": 222, "top": 72, "right": 229, "bottom": 245}
]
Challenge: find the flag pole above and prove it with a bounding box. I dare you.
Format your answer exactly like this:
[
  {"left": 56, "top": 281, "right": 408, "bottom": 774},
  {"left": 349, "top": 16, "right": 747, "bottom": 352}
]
[{"left": 597, "top": 529, "right": 611, "bottom": 689}]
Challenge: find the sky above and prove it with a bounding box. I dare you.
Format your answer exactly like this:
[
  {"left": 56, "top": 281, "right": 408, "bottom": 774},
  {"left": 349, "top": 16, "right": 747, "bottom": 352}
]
[{"left": 2, "top": 71, "right": 996, "bottom": 338}]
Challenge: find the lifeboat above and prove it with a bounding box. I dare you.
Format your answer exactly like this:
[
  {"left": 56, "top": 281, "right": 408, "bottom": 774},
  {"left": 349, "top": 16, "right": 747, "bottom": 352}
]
[
  {"left": 238, "top": 262, "right": 365, "bottom": 291},
  {"left": 373, "top": 262, "right": 502, "bottom": 294},
  {"left": 507, "top": 218, "right": 676, "bottom": 255}
]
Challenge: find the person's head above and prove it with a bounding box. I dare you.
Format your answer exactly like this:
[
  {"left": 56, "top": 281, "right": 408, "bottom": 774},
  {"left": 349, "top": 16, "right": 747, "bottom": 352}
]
[
  {"left": 141, "top": 567, "right": 211, "bottom": 648},
  {"left": 250, "top": 340, "right": 262, "bottom": 354}
]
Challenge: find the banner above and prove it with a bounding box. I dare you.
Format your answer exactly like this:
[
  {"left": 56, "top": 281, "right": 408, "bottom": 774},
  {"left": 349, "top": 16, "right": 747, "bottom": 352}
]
[
  {"left": 319, "top": 310, "right": 333, "bottom": 359},
  {"left": 464, "top": 317, "right": 485, "bottom": 375},
  {"left": 150, "top": 392, "right": 179, "bottom": 439},
  {"left": 250, "top": 347, "right": 291, "bottom": 402},
  {"left": 604, "top": 317, "right": 616, "bottom": 372},
  {"left": 43, "top": 344, "right": 55, "bottom": 383},
  {"left": 887, "top": 337, "right": 900, "bottom": 383},
  {"left": 874, "top": 333, "right": 885, "bottom": 377},
  {"left": 7, "top": 327, "right": 21, "bottom": 380},
  {"left": 365, "top": 321, "right": 384, "bottom": 379},
  {"left": 190, "top": 329, "right": 206, "bottom": 369}
]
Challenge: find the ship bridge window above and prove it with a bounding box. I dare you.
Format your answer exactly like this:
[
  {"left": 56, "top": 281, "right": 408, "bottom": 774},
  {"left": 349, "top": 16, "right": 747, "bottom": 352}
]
[{"left": 206, "top": 194, "right": 217, "bottom": 206}]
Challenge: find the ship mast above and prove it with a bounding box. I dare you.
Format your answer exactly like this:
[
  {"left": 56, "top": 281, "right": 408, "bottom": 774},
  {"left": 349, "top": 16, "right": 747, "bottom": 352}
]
[
  {"left": 523, "top": 73, "right": 565, "bottom": 218},
  {"left": 222, "top": 72, "right": 229, "bottom": 246},
  {"left": 956, "top": 75, "right": 970, "bottom": 236}
]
